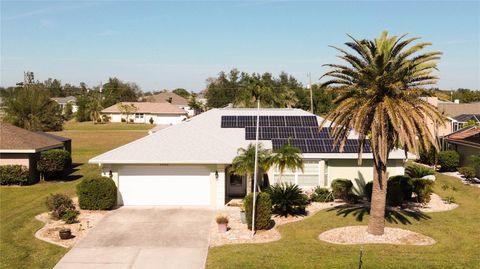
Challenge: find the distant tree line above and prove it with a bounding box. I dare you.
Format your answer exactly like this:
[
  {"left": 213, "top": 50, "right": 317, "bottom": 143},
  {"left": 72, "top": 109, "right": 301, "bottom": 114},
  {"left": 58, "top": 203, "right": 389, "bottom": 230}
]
[{"left": 204, "top": 69, "right": 335, "bottom": 115}]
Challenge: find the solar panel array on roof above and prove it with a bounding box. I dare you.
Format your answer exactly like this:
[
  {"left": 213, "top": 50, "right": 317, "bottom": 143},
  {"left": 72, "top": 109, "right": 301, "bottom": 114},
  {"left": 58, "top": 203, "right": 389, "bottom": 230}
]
[
  {"left": 220, "top": 115, "right": 318, "bottom": 128},
  {"left": 221, "top": 114, "right": 371, "bottom": 153},
  {"left": 272, "top": 139, "right": 371, "bottom": 153}
]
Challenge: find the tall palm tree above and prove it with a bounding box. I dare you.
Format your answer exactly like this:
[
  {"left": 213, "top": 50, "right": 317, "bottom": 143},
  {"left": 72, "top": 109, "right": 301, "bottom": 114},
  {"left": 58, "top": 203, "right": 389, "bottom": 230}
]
[
  {"left": 321, "top": 31, "right": 443, "bottom": 235},
  {"left": 231, "top": 143, "right": 270, "bottom": 195},
  {"left": 267, "top": 141, "right": 304, "bottom": 183},
  {"left": 88, "top": 94, "right": 103, "bottom": 124}
]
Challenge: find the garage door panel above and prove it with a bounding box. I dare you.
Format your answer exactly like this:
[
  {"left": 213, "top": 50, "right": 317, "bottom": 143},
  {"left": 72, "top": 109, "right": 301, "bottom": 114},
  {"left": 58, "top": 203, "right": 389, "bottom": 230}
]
[{"left": 118, "top": 166, "right": 211, "bottom": 206}]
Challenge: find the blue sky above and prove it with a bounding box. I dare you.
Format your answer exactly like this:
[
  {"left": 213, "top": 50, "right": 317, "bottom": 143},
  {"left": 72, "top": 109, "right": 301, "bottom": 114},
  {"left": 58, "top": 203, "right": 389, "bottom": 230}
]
[{"left": 1, "top": 0, "right": 479, "bottom": 92}]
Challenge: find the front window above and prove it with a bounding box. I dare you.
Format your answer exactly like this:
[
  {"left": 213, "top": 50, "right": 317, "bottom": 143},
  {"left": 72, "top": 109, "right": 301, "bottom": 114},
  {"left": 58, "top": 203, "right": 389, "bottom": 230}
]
[
  {"left": 274, "top": 161, "right": 321, "bottom": 187},
  {"left": 135, "top": 113, "right": 144, "bottom": 119}
]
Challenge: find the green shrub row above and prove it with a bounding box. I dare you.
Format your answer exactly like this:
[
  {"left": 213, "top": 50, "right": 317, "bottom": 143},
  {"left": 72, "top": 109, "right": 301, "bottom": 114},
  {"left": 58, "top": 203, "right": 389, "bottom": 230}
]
[
  {"left": 0, "top": 165, "right": 30, "bottom": 185},
  {"left": 310, "top": 187, "right": 334, "bottom": 202},
  {"left": 365, "top": 176, "right": 433, "bottom": 205}
]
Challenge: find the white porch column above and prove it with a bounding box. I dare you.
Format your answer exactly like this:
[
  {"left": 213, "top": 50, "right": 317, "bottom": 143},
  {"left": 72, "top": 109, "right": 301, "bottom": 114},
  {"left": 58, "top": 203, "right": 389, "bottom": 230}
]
[
  {"left": 215, "top": 164, "right": 226, "bottom": 209},
  {"left": 319, "top": 160, "right": 327, "bottom": 187}
]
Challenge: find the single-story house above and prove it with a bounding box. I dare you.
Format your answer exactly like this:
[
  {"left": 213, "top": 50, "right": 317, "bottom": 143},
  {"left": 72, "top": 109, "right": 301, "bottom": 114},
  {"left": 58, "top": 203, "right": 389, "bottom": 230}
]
[
  {"left": 51, "top": 96, "right": 78, "bottom": 114},
  {"left": 444, "top": 126, "right": 480, "bottom": 177},
  {"left": 101, "top": 102, "right": 188, "bottom": 125},
  {"left": 0, "top": 123, "right": 71, "bottom": 182},
  {"left": 89, "top": 108, "right": 413, "bottom": 208},
  {"left": 147, "top": 92, "right": 195, "bottom": 117}
]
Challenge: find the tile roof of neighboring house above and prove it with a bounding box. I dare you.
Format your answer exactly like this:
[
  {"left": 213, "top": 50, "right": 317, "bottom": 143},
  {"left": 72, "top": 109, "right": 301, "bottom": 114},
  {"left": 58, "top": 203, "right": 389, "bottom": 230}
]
[
  {"left": 147, "top": 92, "right": 189, "bottom": 106},
  {"left": 51, "top": 96, "right": 77, "bottom": 104},
  {"left": 102, "top": 102, "right": 187, "bottom": 115},
  {"left": 437, "top": 102, "right": 480, "bottom": 117},
  {"left": 89, "top": 108, "right": 414, "bottom": 165},
  {"left": 445, "top": 126, "right": 480, "bottom": 149},
  {"left": 453, "top": 114, "right": 480, "bottom": 123},
  {"left": 0, "top": 123, "right": 63, "bottom": 152}
]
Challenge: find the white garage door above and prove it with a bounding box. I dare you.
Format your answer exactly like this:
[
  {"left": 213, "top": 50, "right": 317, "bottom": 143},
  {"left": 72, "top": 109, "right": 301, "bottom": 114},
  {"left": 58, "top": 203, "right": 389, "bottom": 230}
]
[{"left": 118, "top": 165, "right": 211, "bottom": 206}]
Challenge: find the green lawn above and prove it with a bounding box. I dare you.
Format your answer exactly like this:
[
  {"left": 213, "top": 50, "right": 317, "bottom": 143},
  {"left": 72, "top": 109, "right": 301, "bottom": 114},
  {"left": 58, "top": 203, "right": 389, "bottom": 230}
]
[
  {"left": 207, "top": 174, "right": 480, "bottom": 269},
  {"left": 0, "top": 122, "right": 148, "bottom": 269}
]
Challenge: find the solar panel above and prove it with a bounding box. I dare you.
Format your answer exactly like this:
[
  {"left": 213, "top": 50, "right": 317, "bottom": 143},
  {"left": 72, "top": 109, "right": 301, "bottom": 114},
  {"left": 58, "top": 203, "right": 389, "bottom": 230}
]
[
  {"left": 278, "top": 127, "right": 296, "bottom": 139},
  {"left": 238, "top": 116, "right": 256, "bottom": 128},
  {"left": 295, "top": 127, "right": 313, "bottom": 139},
  {"left": 269, "top": 116, "right": 286, "bottom": 126},
  {"left": 302, "top": 116, "right": 319, "bottom": 126},
  {"left": 221, "top": 116, "right": 237, "bottom": 128},
  {"left": 285, "top": 116, "right": 303, "bottom": 126}
]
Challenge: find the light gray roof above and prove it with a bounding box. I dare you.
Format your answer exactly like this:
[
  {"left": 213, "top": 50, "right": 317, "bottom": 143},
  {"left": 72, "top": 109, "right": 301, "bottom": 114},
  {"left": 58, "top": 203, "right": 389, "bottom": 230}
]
[{"left": 89, "top": 108, "right": 411, "bottom": 165}]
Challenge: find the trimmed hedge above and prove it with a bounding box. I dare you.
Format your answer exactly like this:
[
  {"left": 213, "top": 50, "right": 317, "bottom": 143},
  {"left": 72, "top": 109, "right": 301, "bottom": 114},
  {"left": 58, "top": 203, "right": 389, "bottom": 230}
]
[
  {"left": 37, "top": 149, "right": 71, "bottom": 180},
  {"left": 331, "top": 179, "right": 353, "bottom": 201},
  {"left": 438, "top": 150, "right": 460, "bottom": 172},
  {"left": 77, "top": 177, "right": 117, "bottom": 210},
  {"left": 0, "top": 165, "right": 30, "bottom": 185},
  {"left": 244, "top": 192, "right": 272, "bottom": 230},
  {"left": 266, "top": 183, "right": 309, "bottom": 216}
]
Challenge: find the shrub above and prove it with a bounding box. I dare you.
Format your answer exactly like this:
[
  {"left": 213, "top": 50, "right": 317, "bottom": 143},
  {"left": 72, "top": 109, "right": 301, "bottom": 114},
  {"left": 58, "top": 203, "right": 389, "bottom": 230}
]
[
  {"left": 45, "top": 193, "right": 76, "bottom": 219},
  {"left": 364, "top": 176, "right": 413, "bottom": 206},
  {"left": 77, "top": 177, "right": 117, "bottom": 210},
  {"left": 129, "top": 118, "right": 134, "bottom": 123},
  {"left": 458, "top": 166, "right": 476, "bottom": 180},
  {"left": 121, "top": 118, "right": 126, "bottom": 122},
  {"left": 387, "top": 176, "right": 413, "bottom": 206},
  {"left": 331, "top": 179, "right": 353, "bottom": 201},
  {"left": 364, "top": 182, "right": 373, "bottom": 202},
  {"left": 149, "top": 117, "right": 154, "bottom": 124},
  {"left": 438, "top": 150, "right": 460, "bottom": 172},
  {"left": 62, "top": 209, "right": 79, "bottom": 224},
  {"left": 101, "top": 114, "right": 111, "bottom": 123},
  {"left": 37, "top": 149, "right": 71, "bottom": 180},
  {"left": 310, "top": 187, "right": 334, "bottom": 202},
  {"left": 412, "top": 178, "right": 434, "bottom": 204},
  {"left": 215, "top": 215, "right": 229, "bottom": 224},
  {"left": 406, "top": 164, "right": 434, "bottom": 178},
  {"left": 0, "top": 165, "right": 30, "bottom": 185},
  {"left": 419, "top": 147, "right": 437, "bottom": 166},
  {"left": 244, "top": 192, "right": 272, "bottom": 230},
  {"left": 266, "top": 183, "right": 309, "bottom": 216}
]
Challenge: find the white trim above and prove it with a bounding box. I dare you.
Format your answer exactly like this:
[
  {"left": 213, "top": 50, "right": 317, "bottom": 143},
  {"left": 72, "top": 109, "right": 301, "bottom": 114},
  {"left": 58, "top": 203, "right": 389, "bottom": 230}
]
[{"left": 0, "top": 149, "right": 36, "bottom": 153}]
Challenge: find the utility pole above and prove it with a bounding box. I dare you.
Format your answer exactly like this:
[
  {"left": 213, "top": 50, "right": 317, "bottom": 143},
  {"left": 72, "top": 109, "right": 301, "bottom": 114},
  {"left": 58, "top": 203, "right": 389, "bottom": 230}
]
[
  {"left": 307, "top": 73, "right": 313, "bottom": 113},
  {"left": 251, "top": 98, "right": 260, "bottom": 238}
]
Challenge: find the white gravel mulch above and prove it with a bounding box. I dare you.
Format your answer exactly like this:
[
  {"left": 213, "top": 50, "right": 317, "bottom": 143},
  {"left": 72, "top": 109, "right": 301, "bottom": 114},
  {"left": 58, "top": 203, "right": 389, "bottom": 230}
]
[
  {"left": 319, "top": 225, "right": 436, "bottom": 245},
  {"left": 209, "top": 201, "right": 343, "bottom": 247},
  {"left": 35, "top": 198, "right": 109, "bottom": 248},
  {"left": 413, "top": 193, "right": 458, "bottom": 213},
  {"left": 442, "top": 171, "right": 480, "bottom": 188}
]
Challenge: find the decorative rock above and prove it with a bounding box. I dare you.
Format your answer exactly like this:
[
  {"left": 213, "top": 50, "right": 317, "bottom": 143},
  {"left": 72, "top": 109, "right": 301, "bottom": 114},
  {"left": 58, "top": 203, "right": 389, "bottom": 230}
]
[{"left": 422, "top": 174, "right": 436, "bottom": 181}]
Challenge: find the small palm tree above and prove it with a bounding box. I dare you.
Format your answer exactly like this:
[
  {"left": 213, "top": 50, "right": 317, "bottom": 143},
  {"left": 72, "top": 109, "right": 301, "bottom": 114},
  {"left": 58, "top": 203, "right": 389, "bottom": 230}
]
[
  {"left": 267, "top": 141, "right": 304, "bottom": 183},
  {"left": 231, "top": 143, "right": 270, "bottom": 195},
  {"left": 88, "top": 95, "right": 103, "bottom": 124},
  {"left": 321, "top": 31, "right": 443, "bottom": 235}
]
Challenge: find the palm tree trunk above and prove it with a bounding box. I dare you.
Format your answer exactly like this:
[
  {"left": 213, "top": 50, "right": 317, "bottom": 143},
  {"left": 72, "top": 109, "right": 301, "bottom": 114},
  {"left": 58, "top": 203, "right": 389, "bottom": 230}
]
[
  {"left": 246, "top": 174, "right": 252, "bottom": 195},
  {"left": 367, "top": 161, "right": 388, "bottom": 235}
]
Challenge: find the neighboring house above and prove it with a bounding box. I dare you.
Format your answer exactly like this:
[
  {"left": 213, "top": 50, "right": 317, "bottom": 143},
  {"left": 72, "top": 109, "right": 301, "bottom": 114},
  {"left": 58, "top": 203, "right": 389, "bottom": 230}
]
[
  {"left": 0, "top": 123, "right": 71, "bottom": 182},
  {"left": 102, "top": 102, "right": 188, "bottom": 125},
  {"left": 444, "top": 126, "right": 480, "bottom": 177},
  {"left": 51, "top": 96, "right": 78, "bottom": 114},
  {"left": 196, "top": 91, "right": 208, "bottom": 105},
  {"left": 147, "top": 92, "right": 195, "bottom": 116},
  {"left": 89, "top": 108, "right": 413, "bottom": 208},
  {"left": 451, "top": 114, "right": 480, "bottom": 132},
  {"left": 423, "top": 97, "right": 480, "bottom": 137}
]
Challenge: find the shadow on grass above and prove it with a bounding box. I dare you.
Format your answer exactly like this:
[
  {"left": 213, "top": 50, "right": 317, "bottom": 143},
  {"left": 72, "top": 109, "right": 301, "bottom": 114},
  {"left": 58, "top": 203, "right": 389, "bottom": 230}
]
[{"left": 328, "top": 203, "right": 431, "bottom": 225}]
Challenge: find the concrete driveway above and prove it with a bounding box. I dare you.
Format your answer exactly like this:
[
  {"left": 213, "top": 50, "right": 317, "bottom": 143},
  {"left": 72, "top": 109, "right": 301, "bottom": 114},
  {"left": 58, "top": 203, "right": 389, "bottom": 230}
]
[{"left": 54, "top": 207, "right": 213, "bottom": 269}]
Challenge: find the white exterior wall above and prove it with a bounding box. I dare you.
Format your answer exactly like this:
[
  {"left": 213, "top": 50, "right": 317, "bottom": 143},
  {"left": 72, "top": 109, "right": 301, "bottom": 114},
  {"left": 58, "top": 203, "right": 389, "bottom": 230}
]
[
  {"left": 271, "top": 158, "right": 405, "bottom": 191},
  {"left": 104, "top": 113, "right": 186, "bottom": 125}
]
